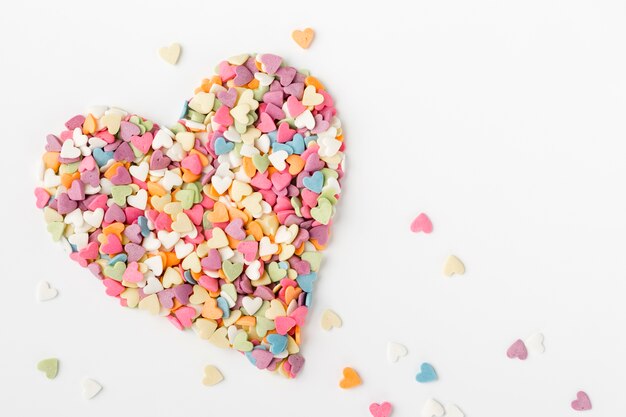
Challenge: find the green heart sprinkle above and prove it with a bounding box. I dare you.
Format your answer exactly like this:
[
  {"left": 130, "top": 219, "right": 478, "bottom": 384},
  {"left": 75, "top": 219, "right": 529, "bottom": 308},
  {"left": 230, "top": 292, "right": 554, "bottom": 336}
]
[
  {"left": 47, "top": 222, "right": 65, "bottom": 241},
  {"left": 310, "top": 197, "right": 332, "bottom": 225},
  {"left": 222, "top": 261, "right": 243, "bottom": 282},
  {"left": 267, "top": 262, "right": 287, "bottom": 282},
  {"left": 111, "top": 185, "right": 132, "bottom": 206},
  {"left": 37, "top": 358, "right": 59, "bottom": 379},
  {"left": 302, "top": 252, "right": 323, "bottom": 272}
]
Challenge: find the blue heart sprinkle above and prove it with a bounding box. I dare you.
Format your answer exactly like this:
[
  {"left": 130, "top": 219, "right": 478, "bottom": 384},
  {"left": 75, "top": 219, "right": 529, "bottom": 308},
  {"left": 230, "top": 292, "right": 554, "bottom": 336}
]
[
  {"left": 267, "top": 130, "right": 278, "bottom": 143},
  {"left": 138, "top": 216, "right": 151, "bottom": 237},
  {"left": 278, "top": 261, "right": 289, "bottom": 270},
  {"left": 272, "top": 143, "right": 294, "bottom": 155},
  {"left": 415, "top": 363, "right": 438, "bottom": 383},
  {"left": 296, "top": 272, "right": 317, "bottom": 293},
  {"left": 93, "top": 148, "right": 114, "bottom": 167},
  {"left": 214, "top": 137, "right": 235, "bottom": 155},
  {"left": 305, "top": 292, "right": 313, "bottom": 307},
  {"left": 303, "top": 171, "right": 324, "bottom": 193},
  {"left": 286, "top": 133, "right": 305, "bottom": 154},
  {"left": 108, "top": 254, "right": 128, "bottom": 265},
  {"left": 266, "top": 334, "right": 287, "bottom": 354},
  {"left": 183, "top": 270, "right": 197, "bottom": 285},
  {"left": 216, "top": 296, "right": 230, "bottom": 319}
]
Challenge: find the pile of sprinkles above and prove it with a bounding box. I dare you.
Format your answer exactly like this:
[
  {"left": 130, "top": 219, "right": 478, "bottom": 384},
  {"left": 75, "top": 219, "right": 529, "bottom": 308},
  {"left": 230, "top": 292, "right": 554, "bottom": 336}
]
[{"left": 34, "top": 53, "right": 344, "bottom": 378}]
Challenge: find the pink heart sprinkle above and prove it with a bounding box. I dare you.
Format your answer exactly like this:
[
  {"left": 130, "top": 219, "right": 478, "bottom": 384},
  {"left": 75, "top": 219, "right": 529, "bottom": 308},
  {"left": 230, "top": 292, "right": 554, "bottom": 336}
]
[
  {"left": 506, "top": 339, "right": 528, "bottom": 360},
  {"left": 369, "top": 402, "right": 392, "bottom": 417},
  {"left": 173, "top": 306, "right": 195, "bottom": 328},
  {"left": 257, "top": 112, "right": 276, "bottom": 133},
  {"left": 275, "top": 316, "right": 297, "bottom": 335},
  {"left": 122, "top": 261, "right": 143, "bottom": 283},
  {"left": 571, "top": 391, "right": 592, "bottom": 411},
  {"left": 34, "top": 188, "right": 50, "bottom": 209},
  {"left": 410, "top": 213, "right": 433, "bottom": 234},
  {"left": 103, "top": 278, "right": 125, "bottom": 297}
]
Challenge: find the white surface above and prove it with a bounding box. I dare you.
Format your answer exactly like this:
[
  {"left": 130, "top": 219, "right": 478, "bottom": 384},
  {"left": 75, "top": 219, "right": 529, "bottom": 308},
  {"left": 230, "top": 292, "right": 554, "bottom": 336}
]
[{"left": 1, "top": 0, "right": 625, "bottom": 415}]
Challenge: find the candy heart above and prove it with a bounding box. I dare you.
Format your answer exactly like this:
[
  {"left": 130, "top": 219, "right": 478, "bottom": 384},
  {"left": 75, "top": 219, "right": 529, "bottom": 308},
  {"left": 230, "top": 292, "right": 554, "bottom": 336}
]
[
  {"left": 421, "top": 398, "right": 445, "bottom": 417},
  {"left": 415, "top": 362, "right": 438, "bottom": 383},
  {"left": 387, "top": 341, "right": 408, "bottom": 363},
  {"left": 410, "top": 213, "right": 433, "bottom": 234},
  {"left": 369, "top": 402, "right": 392, "bottom": 417},
  {"left": 36, "top": 281, "right": 58, "bottom": 302},
  {"left": 506, "top": 339, "right": 528, "bottom": 360},
  {"left": 339, "top": 367, "right": 362, "bottom": 389},
  {"left": 525, "top": 332, "right": 545, "bottom": 354},
  {"left": 442, "top": 255, "right": 465, "bottom": 277},
  {"left": 159, "top": 43, "right": 181, "bottom": 65},
  {"left": 36, "top": 53, "right": 344, "bottom": 379},
  {"left": 291, "top": 28, "right": 315, "bottom": 49},
  {"left": 37, "top": 358, "right": 59, "bottom": 379},
  {"left": 202, "top": 365, "right": 224, "bottom": 386},
  {"left": 320, "top": 309, "right": 342, "bottom": 331},
  {"left": 571, "top": 391, "right": 592, "bottom": 411},
  {"left": 82, "top": 378, "right": 103, "bottom": 399}
]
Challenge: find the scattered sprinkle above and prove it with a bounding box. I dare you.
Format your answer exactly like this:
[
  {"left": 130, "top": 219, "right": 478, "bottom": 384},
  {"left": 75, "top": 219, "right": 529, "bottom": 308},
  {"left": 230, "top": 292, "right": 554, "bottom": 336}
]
[
  {"left": 82, "top": 378, "right": 102, "bottom": 399},
  {"left": 321, "top": 308, "right": 342, "bottom": 331},
  {"left": 158, "top": 43, "right": 181, "bottom": 65},
  {"left": 339, "top": 367, "right": 362, "bottom": 389},
  {"left": 571, "top": 391, "right": 592, "bottom": 411},
  {"left": 410, "top": 213, "right": 433, "bottom": 234},
  {"left": 369, "top": 402, "right": 393, "bottom": 417},
  {"left": 442, "top": 255, "right": 465, "bottom": 277},
  {"left": 421, "top": 398, "right": 445, "bottom": 417},
  {"left": 506, "top": 339, "right": 528, "bottom": 360},
  {"left": 415, "top": 362, "right": 438, "bottom": 383},
  {"left": 35, "top": 53, "right": 344, "bottom": 378},
  {"left": 202, "top": 365, "right": 224, "bottom": 386},
  {"left": 292, "top": 28, "right": 315, "bottom": 49},
  {"left": 524, "top": 332, "right": 545, "bottom": 354},
  {"left": 37, "top": 358, "right": 59, "bottom": 379},
  {"left": 387, "top": 341, "right": 408, "bottom": 363},
  {"left": 36, "top": 280, "right": 58, "bottom": 302}
]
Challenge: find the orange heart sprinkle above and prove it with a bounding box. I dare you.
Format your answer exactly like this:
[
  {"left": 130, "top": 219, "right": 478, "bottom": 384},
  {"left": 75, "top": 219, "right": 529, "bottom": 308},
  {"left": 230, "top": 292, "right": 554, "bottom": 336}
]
[
  {"left": 291, "top": 28, "right": 315, "bottom": 49},
  {"left": 339, "top": 367, "right": 362, "bottom": 389}
]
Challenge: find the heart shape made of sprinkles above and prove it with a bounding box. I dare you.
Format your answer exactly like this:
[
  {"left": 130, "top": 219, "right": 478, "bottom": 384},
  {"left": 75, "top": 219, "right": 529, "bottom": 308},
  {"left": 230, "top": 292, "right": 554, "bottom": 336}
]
[{"left": 34, "top": 53, "right": 344, "bottom": 378}]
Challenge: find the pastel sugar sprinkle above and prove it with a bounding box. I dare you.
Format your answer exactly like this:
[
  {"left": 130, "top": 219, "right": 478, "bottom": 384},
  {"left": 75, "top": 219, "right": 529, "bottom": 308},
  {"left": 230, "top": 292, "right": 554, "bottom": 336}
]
[{"left": 35, "top": 53, "right": 344, "bottom": 378}]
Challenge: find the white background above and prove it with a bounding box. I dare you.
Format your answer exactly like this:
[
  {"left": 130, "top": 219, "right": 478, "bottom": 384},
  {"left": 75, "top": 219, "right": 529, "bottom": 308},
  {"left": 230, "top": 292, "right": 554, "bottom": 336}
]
[{"left": 1, "top": 0, "right": 625, "bottom": 415}]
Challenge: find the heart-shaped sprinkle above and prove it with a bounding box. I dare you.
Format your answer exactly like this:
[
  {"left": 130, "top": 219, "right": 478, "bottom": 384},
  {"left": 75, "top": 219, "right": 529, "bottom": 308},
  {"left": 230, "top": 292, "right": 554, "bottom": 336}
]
[
  {"left": 442, "top": 255, "right": 465, "bottom": 277},
  {"left": 37, "top": 358, "right": 59, "bottom": 379},
  {"left": 202, "top": 365, "right": 224, "bottom": 386},
  {"left": 369, "top": 402, "right": 392, "bottom": 417},
  {"left": 410, "top": 213, "right": 433, "bottom": 234},
  {"left": 571, "top": 391, "right": 592, "bottom": 411},
  {"left": 36, "top": 53, "right": 344, "bottom": 379},
  {"left": 524, "top": 332, "right": 545, "bottom": 354},
  {"left": 506, "top": 339, "right": 528, "bottom": 360},
  {"left": 387, "top": 342, "right": 408, "bottom": 363},
  {"left": 421, "top": 398, "right": 445, "bottom": 417},
  {"left": 339, "top": 367, "right": 362, "bottom": 389},
  {"left": 82, "top": 378, "right": 103, "bottom": 399},
  {"left": 159, "top": 43, "right": 181, "bottom": 65},
  {"left": 291, "top": 28, "right": 315, "bottom": 49},
  {"left": 415, "top": 362, "right": 438, "bottom": 383},
  {"left": 320, "top": 309, "right": 342, "bottom": 331},
  {"left": 36, "top": 281, "right": 58, "bottom": 302}
]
